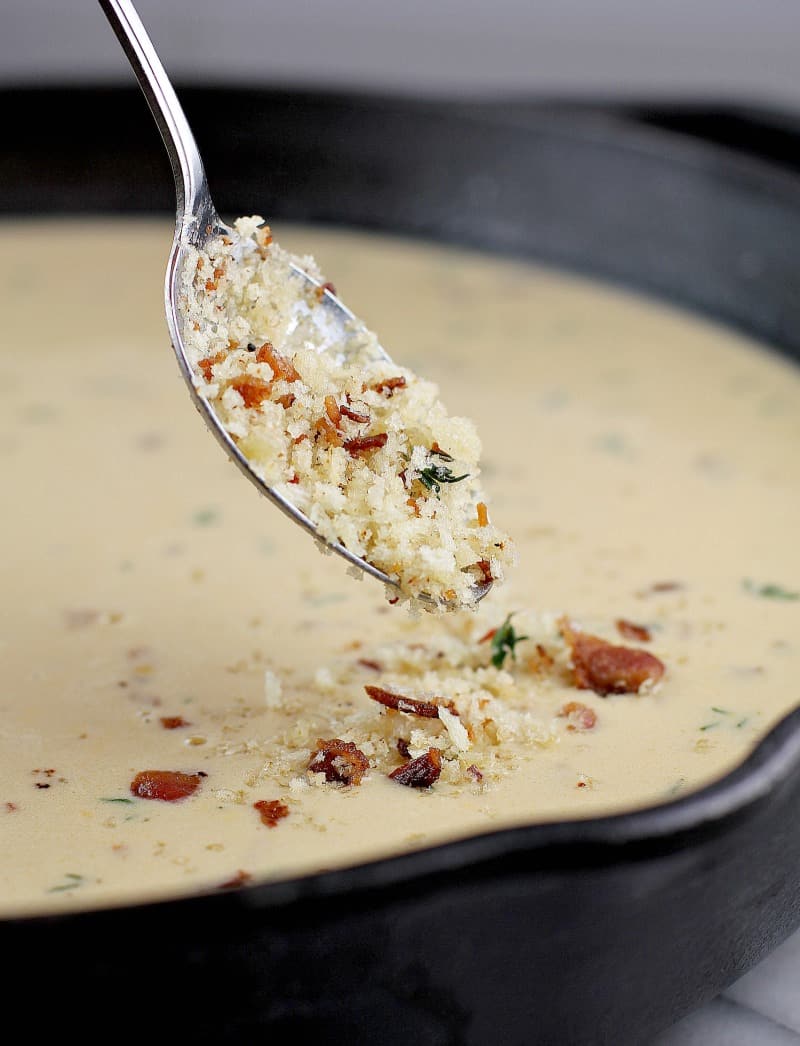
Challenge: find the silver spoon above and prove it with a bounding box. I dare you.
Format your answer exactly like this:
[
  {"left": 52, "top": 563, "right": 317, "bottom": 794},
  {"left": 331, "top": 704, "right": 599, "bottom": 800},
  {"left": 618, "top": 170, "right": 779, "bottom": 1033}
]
[{"left": 98, "top": 0, "right": 491, "bottom": 607}]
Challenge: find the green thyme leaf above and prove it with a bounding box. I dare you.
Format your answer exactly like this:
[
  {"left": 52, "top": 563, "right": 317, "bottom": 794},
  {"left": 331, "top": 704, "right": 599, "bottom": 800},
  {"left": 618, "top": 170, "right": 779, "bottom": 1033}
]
[
  {"left": 48, "top": 873, "right": 85, "bottom": 893},
  {"left": 490, "top": 613, "right": 530, "bottom": 669},
  {"left": 100, "top": 797, "right": 134, "bottom": 805},
  {"left": 418, "top": 464, "right": 469, "bottom": 497},
  {"left": 192, "top": 507, "right": 220, "bottom": 527},
  {"left": 743, "top": 578, "right": 800, "bottom": 601}
]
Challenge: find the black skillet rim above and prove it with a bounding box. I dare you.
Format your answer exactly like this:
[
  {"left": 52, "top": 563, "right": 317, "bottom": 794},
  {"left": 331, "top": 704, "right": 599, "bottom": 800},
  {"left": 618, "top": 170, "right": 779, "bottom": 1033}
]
[{"left": 3, "top": 87, "right": 800, "bottom": 923}]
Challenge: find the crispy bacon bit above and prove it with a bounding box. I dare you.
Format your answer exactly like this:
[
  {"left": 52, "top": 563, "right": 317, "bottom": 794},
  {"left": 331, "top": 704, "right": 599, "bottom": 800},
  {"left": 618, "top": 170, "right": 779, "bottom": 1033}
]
[
  {"left": 525, "top": 644, "right": 556, "bottom": 674},
  {"left": 396, "top": 738, "right": 411, "bottom": 759},
  {"left": 324, "top": 395, "right": 342, "bottom": 426},
  {"left": 365, "top": 685, "right": 456, "bottom": 719},
  {"left": 476, "top": 502, "right": 489, "bottom": 527},
  {"left": 466, "top": 764, "right": 484, "bottom": 782},
  {"left": 204, "top": 278, "right": 217, "bottom": 292},
  {"left": 474, "top": 560, "right": 494, "bottom": 585},
  {"left": 638, "top": 580, "right": 684, "bottom": 597},
  {"left": 558, "top": 701, "right": 598, "bottom": 731},
  {"left": 315, "top": 280, "right": 337, "bottom": 299},
  {"left": 616, "top": 619, "right": 652, "bottom": 642},
  {"left": 478, "top": 627, "right": 497, "bottom": 644},
  {"left": 372, "top": 376, "right": 407, "bottom": 397},
  {"left": 289, "top": 473, "right": 300, "bottom": 484},
  {"left": 218, "top": 869, "right": 252, "bottom": 890},
  {"left": 255, "top": 225, "right": 273, "bottom": 249},
  {"left": 293, "top": 433, "right": 308, "bottom": 445},
  {"left": 276, "top": 393, "right": 296, "bottom": 409},
  {"left": 213, "top": 266, "right": 225, "bottom": 281},
  {"left": 230, "top": 376, "right": 272, "bottom": 409},
  {"left": 255, "top": 342, "right": 300, "bottom": 383},
  {"left": 253, "top": 799, "right": 289, "bottom": 827},
  {"left": 159, "top": 716, "right": 189, "bottom": 730},
  {"left": 559, "top": 618, "right": 665, "bottom": 696},
  {"left": 340, "top": 403, "right": 370, "bottom": 424},
  {"left": 344, "top": 432, "right": 388, "bottom": 456},
  {"left": 358, "top": 658, "right": 383, "bottom": 672},
  {"left": 407, "top": 497, "right": 421, "bottom": 517},
  {"left": 389, "top": 748, "right": 442, "bottom": 788},
  {"left": 198, "top": 350, "right": 226, "bottom": 382},
  {"left": 308, "top": 739, "right": 370, "bottom": 785},
  {"left": 130, "top": 770, "right": 204, "bottom": 802},
  {"left": 313, "top": 415, "right": 344, "bottom": 447}
]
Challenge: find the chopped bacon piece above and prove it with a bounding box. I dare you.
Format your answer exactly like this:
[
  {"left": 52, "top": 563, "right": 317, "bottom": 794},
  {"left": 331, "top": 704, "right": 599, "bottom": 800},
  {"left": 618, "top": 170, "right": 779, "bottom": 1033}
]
[
  {"left": 204, "top": 278, "right": 217, "bottom": 292},
  {"left": 638, "top": 580, "right": 683, "bottom": 597},
  {"left": 357, "top": 658, "right": 383, "bottom": 672},
  {"left": 372, "top": 376, "right": 407, "bottom": 397},
  {"left": 254, "top": 225, "right": 273, "bottom": 248},
  {"left": 159, "top": 716, "right": 189, "bottom": 730},
  {"left": 198, "top": 350, "right": 226, "bottom": 382},
  {"left": 616, "top": 619, "right": 652, "bottom": 642},
  {"left": 389, "top": 748, "right": 442, "bottom": 788},
  {"left": 340, "top": 403, "right": 370, "bottom": 424},
  {"left": 130, "top": 770, "right": 204, "bottom": 802},
  {"left": 365, "top": 685, "right": 456, "bottom": 719},
  {"left": 218, "top": 869, "right": 252, "bottom": 890},
  {"left": 324, "top": 395, "right": 342, "bottom": 426},
  {"left": 253, "top": 799, "right": 289, "bottom": 827},
  {"left": 315, "top": 280, "right": 337, "bottom": 299},
  {"left": 407, "top": 497, "right": 420, "bottom": 517},
  {"left": 308, "top": 738, "right": 370, "bottom": 785},
  {"left": 230, "top": 376, "right": 272, "bottom": 409},
  {"left": 313, "top": 415, "right": 344, "bottom": 447},
  {"left": 289, "top": 473, "right": 300, "bottom": 484},
  {"left": 255, "top": 342, "right": 300, "bottom": 383},
  {"left": 276, "top": 393, "right": 296, "bottom": 409},
  {"left": 478, "top": 627, "right": 497, "bottom": 644},
  {"left": 559, "top": 618, "right": 665, "bottom": 696},
  {"left": 476, "top": 502, "right": 489, "bottom": 527},
  {"left": 344, "top": 433, "right": 388, "bottom": 456},
  {"left": 474, "top": 560, "right": 494, "bottom": 585},
  {"left": 525, "top": 644, "right": 556, "bottom": 674},
  {"left": 466, "top": 764, "right": 484, "bottom": 782},
  {"left": 558, "top": 701, "right": 598, "bottom": 731},
  {"left": 396, "top": 738, "right": 411, "bottom": 759}
]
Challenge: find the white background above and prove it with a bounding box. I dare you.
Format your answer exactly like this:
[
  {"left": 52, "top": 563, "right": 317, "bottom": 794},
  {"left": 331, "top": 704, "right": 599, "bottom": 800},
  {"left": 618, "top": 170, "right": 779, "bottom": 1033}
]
[{"left": 3, "top": 0, "right": 800, "bottom": 112}]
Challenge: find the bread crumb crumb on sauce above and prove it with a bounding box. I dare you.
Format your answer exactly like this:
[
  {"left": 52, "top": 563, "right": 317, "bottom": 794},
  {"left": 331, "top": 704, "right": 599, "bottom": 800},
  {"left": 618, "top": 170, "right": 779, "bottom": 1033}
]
[{"left": 180, "top": 216, "right": 514, "bottom": 609}]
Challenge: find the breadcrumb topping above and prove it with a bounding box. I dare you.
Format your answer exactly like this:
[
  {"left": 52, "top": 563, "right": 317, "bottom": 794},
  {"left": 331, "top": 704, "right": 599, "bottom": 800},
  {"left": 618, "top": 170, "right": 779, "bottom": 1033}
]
[{"left": 179, "top": 216, "right": 514, "bottom": 608}]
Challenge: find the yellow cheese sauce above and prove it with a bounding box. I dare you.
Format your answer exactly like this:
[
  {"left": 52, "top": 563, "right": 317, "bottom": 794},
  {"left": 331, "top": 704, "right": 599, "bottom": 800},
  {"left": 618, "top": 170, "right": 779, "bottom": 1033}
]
[{"left": 2, "top": 219, "right": 799, "bottom": 916}]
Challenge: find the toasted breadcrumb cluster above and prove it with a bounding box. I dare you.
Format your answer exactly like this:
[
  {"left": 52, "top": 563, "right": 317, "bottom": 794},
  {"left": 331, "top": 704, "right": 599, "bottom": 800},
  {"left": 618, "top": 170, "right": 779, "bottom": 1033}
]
[
  {"left": 180, "top": 216, "right": 514, "bottom": 608},
  {"left": 246, "top": 609, "right": 665, "bottom": 795}
]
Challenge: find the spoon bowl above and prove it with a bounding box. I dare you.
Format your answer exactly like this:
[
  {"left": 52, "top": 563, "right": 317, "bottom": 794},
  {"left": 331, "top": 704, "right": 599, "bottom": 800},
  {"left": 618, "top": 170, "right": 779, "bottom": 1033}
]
[{"left": 99, "top": 0, "right": 492, "bottom": 607}]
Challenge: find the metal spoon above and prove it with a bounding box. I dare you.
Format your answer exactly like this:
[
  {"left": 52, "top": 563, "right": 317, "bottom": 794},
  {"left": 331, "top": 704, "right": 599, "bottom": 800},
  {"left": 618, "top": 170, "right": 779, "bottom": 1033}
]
[{"left": 98, "top": 0, "right": 491, "bottom": 607}]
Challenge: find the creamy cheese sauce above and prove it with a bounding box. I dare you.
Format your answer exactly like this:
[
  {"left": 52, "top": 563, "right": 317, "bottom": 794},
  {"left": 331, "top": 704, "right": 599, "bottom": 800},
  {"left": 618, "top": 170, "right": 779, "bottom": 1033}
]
[{"left": 2, "top": 219, "right": 799, "bottom": 917}]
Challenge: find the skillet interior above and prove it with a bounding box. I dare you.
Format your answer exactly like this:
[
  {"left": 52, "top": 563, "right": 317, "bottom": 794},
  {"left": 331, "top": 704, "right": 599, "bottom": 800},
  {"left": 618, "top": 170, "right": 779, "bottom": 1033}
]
[{"left": 2, "top": 88, "right": 800, "bottom": 1044}]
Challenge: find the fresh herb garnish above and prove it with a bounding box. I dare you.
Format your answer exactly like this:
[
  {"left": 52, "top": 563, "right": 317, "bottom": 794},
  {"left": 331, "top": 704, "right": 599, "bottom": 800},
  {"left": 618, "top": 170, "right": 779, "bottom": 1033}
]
[
  {"left": 699, "top": 722, "right": 719, "bottom": 732},
  {"left": 711, "top": 707, "right": 730, "bottom": 715},
  {"left": 743, "top": 579, "right": 800, "bottom": 601},
  {"left": 418, "top": 464, "right": 469, "bottom": 497},
  {"left": 100, "top": 797, "right": 134, "bottom": 805},
  {"left": 48, "top": 873, "right": 85, "bottom": 893},
  {"left": 490, "top": 613, "right": 529, "bottom": 669},
  {"left": 192, "top": 507, "right": 220, "bottom": 527}
]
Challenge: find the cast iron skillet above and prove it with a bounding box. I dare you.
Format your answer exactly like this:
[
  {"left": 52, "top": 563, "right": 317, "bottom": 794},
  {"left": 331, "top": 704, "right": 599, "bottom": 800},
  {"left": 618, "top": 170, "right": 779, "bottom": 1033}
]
[{"left": 3, "top": 89, "right": 800, "bottom": 1045}]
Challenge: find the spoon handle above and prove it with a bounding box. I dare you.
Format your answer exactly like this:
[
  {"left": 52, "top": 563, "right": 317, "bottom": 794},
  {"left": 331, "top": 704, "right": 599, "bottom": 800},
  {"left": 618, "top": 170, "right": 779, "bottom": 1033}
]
[{"left": 98, "top": 0, "right": 215, "bottom": 236}]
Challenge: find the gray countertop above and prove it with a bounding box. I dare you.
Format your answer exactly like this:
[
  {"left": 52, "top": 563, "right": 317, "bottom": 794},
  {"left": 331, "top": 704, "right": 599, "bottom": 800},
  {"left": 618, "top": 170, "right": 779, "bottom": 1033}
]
[{"left": 656, "top": 925, "right": 800, "bottom": 1044}]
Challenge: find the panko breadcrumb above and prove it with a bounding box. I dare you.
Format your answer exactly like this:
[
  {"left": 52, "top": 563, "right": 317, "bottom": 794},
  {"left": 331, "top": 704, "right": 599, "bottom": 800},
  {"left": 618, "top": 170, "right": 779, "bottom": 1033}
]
[{"left": 179, "top": 216, "right": 514, "bottom": 608}]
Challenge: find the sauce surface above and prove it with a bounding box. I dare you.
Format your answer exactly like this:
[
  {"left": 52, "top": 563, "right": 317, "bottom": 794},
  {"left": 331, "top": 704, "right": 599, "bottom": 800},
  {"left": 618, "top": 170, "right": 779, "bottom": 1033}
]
[{"left": 2, "top": 219, "right": 799, "bottom": 916}]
